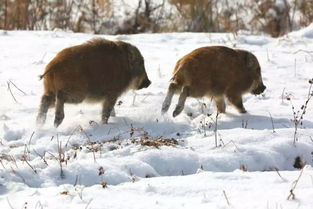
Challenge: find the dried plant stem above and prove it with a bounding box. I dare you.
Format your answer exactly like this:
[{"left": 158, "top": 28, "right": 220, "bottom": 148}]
[
  {"left": 287, "top": 167, "right": 305, "bottom": 200},
  {"left": 28, "top": 131, "right": 35, "bottom": 146},
  {"left": 293, "top": 49, "right": 313, "bottom": 56},
  {"left": 85, "top": 199, "right": 93, "bottom": 209},
  {"left": 11, "top": 167, "right": 30, "bottom": 186},
  {"left": 281, "top": 87, "right": 286, "bottom": 104},
  {"left": 7, "top": 81, "right": 18, "bottom": 103},
  {"left": 222, "top": 140, "right": 240, "bottom": 152},
  {"left": 35, "top": 201, "right": 44, "bottom": 209},
  {"left": 132, "top": 91, "right": 137, "bottom": 106},
  {"left": 8, "top": 80, "right": 27, "bottom": 95},
  {"left": 33, "top": 149, "right": 48, "bottom": 165},
  {"left": 74, "top": 175, "right": 79, "bottom": 186},
  {"left": 268, "top": 112, "right": 276, "bottom": 133},
  {"left": 65, "top": 126, "right": 80, "bottom": 147},
  {"left": 274, "top": 167, "right": 284, "bottom": 181},
  {"left": 79, "top": 125, "right": 96, "bottom": 163},
  {"left": 266, "top": 48, "right": 270, "bottom": 62},
  {"left": 294, "top": 58, "right": 297, "bottom": 77},
  {"left": 6, "top": 197, "right": 15, "bottom": 209},
  {"left": 290, "top": 79, "right": 313, "bottom": 144},
  {"left": 24, "top": 159, "right": 37, "bottom": 174},
  {"left": 57, "top": 135, "right": 65, "bottom": 179},
  {"left": 214, "top": 113, "right": 219, "bottom": 147},
  {"left": 223, "top": 190, "right": 230, "bottom": 206}
]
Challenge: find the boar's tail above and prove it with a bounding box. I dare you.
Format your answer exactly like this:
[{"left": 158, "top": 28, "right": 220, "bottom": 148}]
[
  {"left": 170, "top": 62, "right": 185, "bottom": 85},
  {"left": 38, "top": 61, "right": 58, "bottom": 80},
  {"left": 39, "top": 71, "right": 49, "bottom": 80}
]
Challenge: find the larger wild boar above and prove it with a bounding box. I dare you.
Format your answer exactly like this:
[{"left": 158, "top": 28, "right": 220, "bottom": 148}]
[
  {"left": 37, "top": 38, "right": 151, "bottom": 127},
  {"left": 162, "top": 46, "right": 266, "bottom": 117}
]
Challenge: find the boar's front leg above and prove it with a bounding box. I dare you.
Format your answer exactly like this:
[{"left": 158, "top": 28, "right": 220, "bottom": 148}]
[
  {"left": 54, "top": 91, "right": 65, "bottom": 128},
  {"left": 214, "top": 96, "right": 226, "bottom": 113},
  {"left": 101, "top": 96, "right": 118, "bottom": 124},
  {"left": 173, "top": 86, "right": 189, "bottom": 117},
  {"left": 226, "top": 92, "right": 247, "bottom": 113},
  {"left": 36, "top": 94, "right": 55, "bottom": 126}
]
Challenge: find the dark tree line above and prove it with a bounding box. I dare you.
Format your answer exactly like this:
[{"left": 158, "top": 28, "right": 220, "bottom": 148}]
[{"left": 1, "top": 0, "right": 313, "bottom": 37}]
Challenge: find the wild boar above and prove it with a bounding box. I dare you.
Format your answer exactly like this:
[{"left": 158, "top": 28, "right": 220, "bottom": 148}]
[
  {"left": 36, "top": 38, "right": 151, "bottom": 127},
  {"left": 161, "top": 46, "right": 266, "bottom": 117}
]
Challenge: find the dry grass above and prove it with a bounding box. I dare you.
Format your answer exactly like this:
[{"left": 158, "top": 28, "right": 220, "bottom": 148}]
[{"left": 131, "top": 137, "right": 178, "bottom": 148}]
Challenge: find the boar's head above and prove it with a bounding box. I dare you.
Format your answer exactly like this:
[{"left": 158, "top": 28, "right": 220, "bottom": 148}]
[
  {"left": 126, "top": 44, "right": 151, "bottom": 90},
  {"left": 237, "top": 50, "right": 266, "bottom": 95}
]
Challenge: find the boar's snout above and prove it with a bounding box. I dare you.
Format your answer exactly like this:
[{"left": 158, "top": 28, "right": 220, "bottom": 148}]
[
  {"left": 138, "top": 78, "right": 151, "bottom": 89},
  {"left": 252, "top": 83, "right": 266, "bottom": 95}
]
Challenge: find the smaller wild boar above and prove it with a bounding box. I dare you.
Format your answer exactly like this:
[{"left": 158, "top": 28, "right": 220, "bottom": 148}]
[
  {"left": 162, "top": 46, "right": 266, "bottom": 117},
  {"left": 36, "top": 38, "right": 151, "bottom": 127}
]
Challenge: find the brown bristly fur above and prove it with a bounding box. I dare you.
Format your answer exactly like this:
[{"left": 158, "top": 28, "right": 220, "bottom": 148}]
[
  {"left": 37, "top": 38, "right": 151, "bottom": 127},
  {"left": 162, "top": 46, "right": 266, "bottom": 117}
]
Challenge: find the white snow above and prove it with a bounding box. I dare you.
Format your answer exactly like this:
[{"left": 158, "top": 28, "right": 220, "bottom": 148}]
[{"left": 0, "top": 28, "right": 313, "bottom": 208}]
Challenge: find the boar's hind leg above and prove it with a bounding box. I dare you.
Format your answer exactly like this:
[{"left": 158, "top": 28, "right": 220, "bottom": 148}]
[
  {"left": 173, "top": 86, "right": 189, "bottom": 117},
  {"left": 54, "top": 91, "right": 65, "bottom": 128},
  {"left": 36, "top": 94, "right": 55, "bottom": 125},
  {"left": 214, "top": 96, "right": 226, "bottom": 113},
  {"left": 162, "top": 83, "right": 180, "bottom": 114},
  {"left": 101, "top": 96, "right": 118, "bottom": 124},
  {"left": 226, "top": 93, "right": 247, "bottom": 113}
]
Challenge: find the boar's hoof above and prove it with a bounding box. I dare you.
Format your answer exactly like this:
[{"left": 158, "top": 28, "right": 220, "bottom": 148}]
[
  {"left": 173, "top": 106, "right": 184, "bottom": 117},
  {"left": 36, "top": 115, "right": 46, "bottom": 126},
  {"left": 54, "top": 114, "right": 64, "bottom": 128},
  {"left": 239, "top": 109, "right": 247, "bottom": 114},
  {"left": 100, "top": 118, "right": 109, "bottom": 125},
  {"left": 161, "top": 103, "right": 170, "bottom": 114}
]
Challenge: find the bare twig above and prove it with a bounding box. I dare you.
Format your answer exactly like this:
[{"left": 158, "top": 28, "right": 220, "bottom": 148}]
[
  {"left": 57, "top": 135, "right": 65, "bottom": 179},
  {"left": 8, "top": 80, "right": 27, "bottom": 95},
  {"left": 11, "top": 167, "right": 30, "bottom": 186},
  {"left": 289, "top": 79, "right": 313, "bottom": 144},
  {"left": 74, "top": 175, "right": 79, "bottom": 186},
  {"left": 79, "top": 125, "right": 96, "bottom": 163},
  {"left": 293, "top": 49, "right": 313, "bottom": 56},
  {"left": 214, "top": 113, "right": 219, "bottom": 147},
  {"left": 132, "top": 91, "right": 137, "bottom": 106},
  {"left": 223, "top": 190, "right": 230, "bottom": 206},
  {"left": 281, "top": 87, "right": 286, "bottom": 104},
  {"left": 79, "top": 125, "right": 91, "bottom": 142},
  {"left": 65, "top": 126, "right": 80, "bottom": 147},
  {"left": 266, "top": 48, "right": 270, "bottom": 62},
  {"left": 287, "top": 167, "right": 305, "bottom": 200},
  {"left": 222, "top": 140, "right": 241, "bottom": 152},
  {"left": 7, "top": 81, "right": 18, "bottom": 103},
  {"left": 0, "top": 159, "right": 6, "bottom": 169},
  {"left": 85, "top": 199, "right": 93, "bottom": 209},
  {"left": 33, "top": 149, "right": 48, "bottom": 165},
  {"left": 28, "top": 131, "right": 35, "bottom": 146},
  {"left": 268, "top": 112, "right": 276, "bottom": 133},
  {"left": 23, "top": 158, "right": 37, "bottom": 174},
  {"left": 294, "top": 58, "right": 297, "bottom": 77},
  {"left": 35, "top": 201, "right": 44, "bottom": 209},
  {"left": 6, "top": 197, "right": 15, "bottom": 209},
  {"left": 274, "top": 167, "right": 285, "bottom": 181}
]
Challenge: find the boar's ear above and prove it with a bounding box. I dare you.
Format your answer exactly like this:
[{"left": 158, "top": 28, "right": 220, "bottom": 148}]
[
  {"left": 125, "top": 44, "right": 144, "bottom": 76},
  {"left": 245, "top": 52, "right": 257, "bottom": 70},
  {"left": 125, "top": 44, "right": 136, "bottom": 72}
]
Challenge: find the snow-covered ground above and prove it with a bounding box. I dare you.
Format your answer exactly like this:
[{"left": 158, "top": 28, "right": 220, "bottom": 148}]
[{"left": 0, "top": 25, "right": 313, "bottom": 208}]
